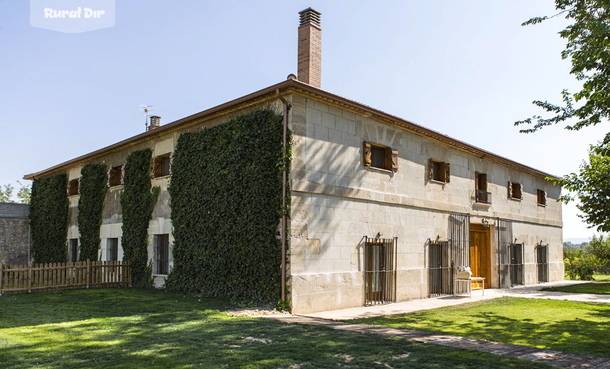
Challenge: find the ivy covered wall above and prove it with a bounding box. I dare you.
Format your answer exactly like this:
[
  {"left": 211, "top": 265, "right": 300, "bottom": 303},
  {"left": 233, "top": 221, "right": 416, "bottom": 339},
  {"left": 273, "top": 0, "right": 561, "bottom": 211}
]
[
  {"left": 29, "top": 173, "right": 69, "bottom": 263},
  {"left": 121, "top": 148, "right": 160, "bottom": 288},
  {"left": 77, "top": 163, "right": 107, "bottom": 261},
  {"left": 166, "top": 109, "right": 286, "bottom": 304}
]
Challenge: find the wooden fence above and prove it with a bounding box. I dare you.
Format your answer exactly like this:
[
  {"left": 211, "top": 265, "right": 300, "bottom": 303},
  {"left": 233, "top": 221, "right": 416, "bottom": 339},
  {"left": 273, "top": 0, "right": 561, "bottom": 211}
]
[{"left": 0, "top": 260, "right": 131, "bottom": 294}]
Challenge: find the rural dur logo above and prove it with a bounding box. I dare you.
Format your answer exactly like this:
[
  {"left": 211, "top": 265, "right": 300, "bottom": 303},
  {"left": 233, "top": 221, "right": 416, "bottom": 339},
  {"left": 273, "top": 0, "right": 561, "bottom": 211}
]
[{"left": 30, "top": 0, "right": 115, "bottom": 33}]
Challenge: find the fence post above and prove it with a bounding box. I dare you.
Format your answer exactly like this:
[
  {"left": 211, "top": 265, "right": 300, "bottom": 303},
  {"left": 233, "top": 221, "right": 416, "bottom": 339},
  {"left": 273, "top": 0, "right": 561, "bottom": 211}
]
[
  {"left": 86, "top": 259, "right": 91, "bottom": 288},
  {"left": 28, "top": 262, "right": 32, "bottom": 293}
]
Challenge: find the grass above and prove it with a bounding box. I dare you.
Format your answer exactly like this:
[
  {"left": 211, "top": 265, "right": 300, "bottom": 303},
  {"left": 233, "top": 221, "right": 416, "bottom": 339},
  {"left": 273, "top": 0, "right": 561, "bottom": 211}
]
[
  {"left": 542, "top": 282, "right": 610, "bottom": 294},
  {"left": 0, "top": 289, "right": 553, "bottom": 369},
  {"left": 354, "top": 297, "right": 610, "bottom": 358}
]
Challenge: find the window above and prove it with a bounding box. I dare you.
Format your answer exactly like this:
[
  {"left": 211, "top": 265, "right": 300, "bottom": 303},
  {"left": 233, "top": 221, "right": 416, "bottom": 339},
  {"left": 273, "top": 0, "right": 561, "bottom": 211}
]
[
  {"left": 68, "top": 179, "right": 79, "bottom": 196},
  {"left": 107, "top": 238, "right": 119, "bottom": 261},
  {"left": 429, "top": 159, "right": 450, "bottom": 183},
  {"left": 154, "top": 234, "right": 170, "bottom": 275},
  {"left": 68, "top": 238, "right": 79, "bottom": 262},
  {"left": 152, "top": 153, "right": 172, "bottom": 178},
  {"left": 363, "top": 141, "right": 398, "bottom": 172},
  {"left": 475, "top": 172, "right": 490, "bottom": 204},
  {"left": 537, "top": 189, "right": 547, "bottom": 206},
  {"left": 108, "top": 165, "right": 124, "bottom": 187},
  {"left": 508, "top": 181, "right": 522, "bottom": 200}
]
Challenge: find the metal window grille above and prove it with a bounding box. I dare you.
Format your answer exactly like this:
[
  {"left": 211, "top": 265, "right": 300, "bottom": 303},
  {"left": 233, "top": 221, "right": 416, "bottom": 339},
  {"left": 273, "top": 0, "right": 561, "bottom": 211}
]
[
  {"left": 449, "top": 213, "right": 470, "bottom": 294},
  {"left": 428, "top": 240, "right": 451, "bottom": 296},
  {"left": 509, "top": 243, "right": 524, "bottom": 286},
  {"left": 536, "top": 243, "right": 549, "bottom": 283},
  {"left": 364, "top": 236, "right": 397, "bottom": 305},
  {"left": 154, "top": 234, "right": 169, "bottom": 275},
  {"left": 497, "top": 219, "right": 513, "bottom": 288},
  {"left": 107, "top": 238, "right": 119, "bottom": 262},
  {"left": 69, "top": 239, "right": 78, "bottom": 262}
]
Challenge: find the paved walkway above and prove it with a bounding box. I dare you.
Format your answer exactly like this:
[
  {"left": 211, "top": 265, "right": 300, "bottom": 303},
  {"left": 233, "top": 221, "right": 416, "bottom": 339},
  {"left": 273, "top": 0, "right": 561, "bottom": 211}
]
[{"left": 263, "top": 281, "right": 610, "bottom": 368}]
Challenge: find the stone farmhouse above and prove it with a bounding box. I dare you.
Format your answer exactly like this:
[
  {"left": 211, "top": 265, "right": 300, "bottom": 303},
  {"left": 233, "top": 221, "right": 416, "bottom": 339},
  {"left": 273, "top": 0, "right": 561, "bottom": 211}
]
[{"left": 24, "top": 8, "right": 562, "bottom": 314}]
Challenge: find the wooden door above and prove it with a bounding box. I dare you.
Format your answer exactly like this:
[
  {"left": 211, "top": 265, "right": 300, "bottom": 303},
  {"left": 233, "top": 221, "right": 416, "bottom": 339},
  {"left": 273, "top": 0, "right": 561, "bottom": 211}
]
[{"left": 469, "top": 224, "right": 491, "bottom": 289}]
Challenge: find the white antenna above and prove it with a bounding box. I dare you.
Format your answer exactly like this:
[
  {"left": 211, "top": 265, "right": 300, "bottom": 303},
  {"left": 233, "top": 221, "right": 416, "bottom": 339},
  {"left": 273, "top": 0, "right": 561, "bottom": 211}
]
[{"left": 140, "top": 104, "right": 153, "bottom": 128}]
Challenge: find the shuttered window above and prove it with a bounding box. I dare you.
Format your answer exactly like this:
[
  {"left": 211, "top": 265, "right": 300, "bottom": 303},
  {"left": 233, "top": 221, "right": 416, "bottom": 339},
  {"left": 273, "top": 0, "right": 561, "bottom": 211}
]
[
  {"left": 152, "top": 153, "right": 172, "bottom": 178},
  {"left": 363, "top": 141, "right": 398, "bottom": 172},
  {"left": 537, "top": 189, "right": 547, "bottom": 206},
  {"left": 429, "top": 159, "right": 450, "bottom": 183},
  {"left": 68, "top": 179, "right": 80, "bottom": 196},
  {"left": 508, "top": 181, "right": 523, "bottom": 200},
  {"left": 107, "top": 166, "right": 124, "bottom": 187}
]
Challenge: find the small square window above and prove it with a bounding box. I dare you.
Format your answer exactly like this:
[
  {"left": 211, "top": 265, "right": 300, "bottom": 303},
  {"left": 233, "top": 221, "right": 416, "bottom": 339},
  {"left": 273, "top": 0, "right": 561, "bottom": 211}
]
[
  {"left": 154, "top": 234, "right": 170, "bottom": 275},
  {"left": 152, "top": 154, "right": 172, "bottom": 178},
  {"left": 68, "top": 179, "right": 79, "bottom": 196},
  {"left": 107, "top": 238, "right": 119, "bottom": 261},
  {"left": 508, "top": 181, "right": 522, "bottom": 200},
  {"left": 363, "top": 142, "right": 398, "bottom": 172},
  {"left": 108, "top": 166, "right": 124, "bottom": 187},
  {"left": 537, "top": 189, "right": 547, "bottom": 206},
  {"left": 429, "top": 159, "right": 450, "bottom": 183}
]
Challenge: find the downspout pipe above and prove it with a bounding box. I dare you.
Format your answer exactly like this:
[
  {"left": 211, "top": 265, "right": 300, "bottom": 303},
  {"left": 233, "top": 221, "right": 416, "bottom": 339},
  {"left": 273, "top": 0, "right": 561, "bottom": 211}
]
[{"left": 276, "top": 89, "right": 289, "bottom": 302}]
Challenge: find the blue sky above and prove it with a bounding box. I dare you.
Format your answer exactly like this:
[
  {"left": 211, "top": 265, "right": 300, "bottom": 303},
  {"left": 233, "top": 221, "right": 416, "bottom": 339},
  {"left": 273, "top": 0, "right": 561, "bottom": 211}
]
[{"left": 0, "top": 0, "right": 605, "bottom": 239}]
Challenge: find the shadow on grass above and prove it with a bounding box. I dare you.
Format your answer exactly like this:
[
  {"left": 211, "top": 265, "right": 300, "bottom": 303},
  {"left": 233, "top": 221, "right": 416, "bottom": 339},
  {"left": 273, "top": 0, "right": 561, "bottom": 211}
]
[
  {"left": 0, "top": 290, "right": 553, "bottom": 369},
  {"left": 355, "top": 297, "right": 610, "bottom": 359},
  {"left": 541, "top": 282, "right": 610, "bottom": 295}
]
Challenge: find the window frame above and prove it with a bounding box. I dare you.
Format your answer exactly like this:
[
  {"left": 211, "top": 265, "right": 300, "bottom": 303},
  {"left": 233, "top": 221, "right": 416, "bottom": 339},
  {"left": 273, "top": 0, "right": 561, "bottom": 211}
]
[
  {"left": 363, "top": 141, "right": 398, "bottom": 172},
  {"left": 537, "top": 189, "right": 547, "bottom": 206},
  {"left": 68, "top": 178, "right": 80, "bottom": 196},
  {"left": 107, "top": 165, "right": 124, "bottom": 188},
  {"left": 429, "top": 158, "right": 450, "bottom": 184},
  {"left": 508, "top": 181, "right": 523, "bottom": 201},
  {"left": 68, "top": 238, "right": 79, "bottom": 262},
  {"left": 152, "top": 153, "right": 172, "bottom": 178},
  {"left": 154, "top": 234, "right": 170, "bottom": 276},
  {"left": 107, "top": 238, "right": 119, "bottom": 261},
  {"left": 475, "top": 172, "right": 491, "bottom": 204}
]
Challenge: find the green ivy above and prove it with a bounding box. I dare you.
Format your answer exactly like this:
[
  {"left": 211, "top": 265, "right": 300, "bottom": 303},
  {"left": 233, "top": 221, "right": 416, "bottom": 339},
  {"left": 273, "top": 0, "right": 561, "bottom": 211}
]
[
  {"left": 121, "top": 149, "right": 160, "bottom": 288},
  {"left": 166, "top": 109, "right": 288, "bottom": 304},
  {"left": 77, "top": 164, "right": 107, "bottom": 261},
  {"left": 29, "top": 173, "right": 69, "bottom": 263}
]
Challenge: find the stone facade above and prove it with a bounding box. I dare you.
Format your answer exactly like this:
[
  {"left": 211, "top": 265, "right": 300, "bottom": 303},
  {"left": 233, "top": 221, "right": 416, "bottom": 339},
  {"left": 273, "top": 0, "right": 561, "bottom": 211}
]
[
  {"left": 286, "top": 93, "right": 562, "bottom": 314},
  {"left": 0, "top": 203, "right": 30, "bottom": 265},
  {"left": 24, "top": 79, "right": 563, "bottom": 312}
]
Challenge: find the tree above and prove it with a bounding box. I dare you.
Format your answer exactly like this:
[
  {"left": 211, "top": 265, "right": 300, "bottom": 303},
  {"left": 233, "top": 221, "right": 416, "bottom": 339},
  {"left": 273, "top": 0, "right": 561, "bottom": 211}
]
[
  {"left": 16, "top": 181, "right": 31, "bottom": 204},
  {"left": 587, "top": 235, "right": 610, "bottom": 267},
  {"left": 516, "top": 0, "right": 610, "bottom": 143},
  {"left": 0, "top": 184, "right": 14, "bottom": 202},
  {"left": 516, "top": 1, "right": 610, "bottom": 229},
  {"left": 553, "top": 144, "right": 610, "bottom": 231}
]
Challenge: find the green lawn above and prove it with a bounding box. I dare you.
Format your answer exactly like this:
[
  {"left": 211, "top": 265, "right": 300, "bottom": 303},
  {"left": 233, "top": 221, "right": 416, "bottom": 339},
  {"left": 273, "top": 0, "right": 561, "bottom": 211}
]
[
  {"left": 542, "top": 282, "right": 610, "bottom": 294},
  {"left": 354, "top": 297, "right": 610, "bottom": 358},
  {"left": 0, "top": 289, "right": 552, "bottom": 369}
]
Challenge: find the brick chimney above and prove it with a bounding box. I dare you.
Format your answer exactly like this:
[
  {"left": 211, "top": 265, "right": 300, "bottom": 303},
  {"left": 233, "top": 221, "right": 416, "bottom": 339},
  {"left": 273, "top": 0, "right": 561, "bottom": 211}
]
[
  {"left": 298, "top": 8, "right": 322, "bottom": 88},
  {"left": 148, "top": 115, "right": 161, "bottom": 131}
]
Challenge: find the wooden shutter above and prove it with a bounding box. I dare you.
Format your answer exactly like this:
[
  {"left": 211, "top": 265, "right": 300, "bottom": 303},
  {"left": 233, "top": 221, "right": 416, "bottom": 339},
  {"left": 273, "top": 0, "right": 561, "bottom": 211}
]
[
  {"left": 507, "top": 181, "right": 512, "bottom": 198},
  {"left": 152, "top": 157, "right": 161, "bottom": 178},
  {"left": 444, "top": 163, "right": 450, "bottom": 183},
  {"left": 363, "top": 142, "right": 372, "bottom": 167},
  {"left": 475, "top": 172, "right": 480, "bottom": 191},
  {"left": 120, "top": 165, "right": 125, "bottom": 185},
  {"left": 428, "top": 159, "right": 434, "bottom": 180},
  {"left": 391, "top": 149, "right": 398, "bottom": 172}
]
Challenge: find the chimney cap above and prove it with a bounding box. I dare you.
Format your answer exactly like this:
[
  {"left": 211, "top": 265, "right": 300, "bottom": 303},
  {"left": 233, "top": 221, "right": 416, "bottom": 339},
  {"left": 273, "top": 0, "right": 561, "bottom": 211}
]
[{"left": 299, "top": 7, "right": 321, "bottom": 28}]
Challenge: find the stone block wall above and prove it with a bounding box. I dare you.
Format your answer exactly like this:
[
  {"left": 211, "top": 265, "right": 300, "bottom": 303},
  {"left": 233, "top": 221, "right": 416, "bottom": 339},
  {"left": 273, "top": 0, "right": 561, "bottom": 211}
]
[{"left": 0, "top": 203, "right": 30, "bottom": 265}]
